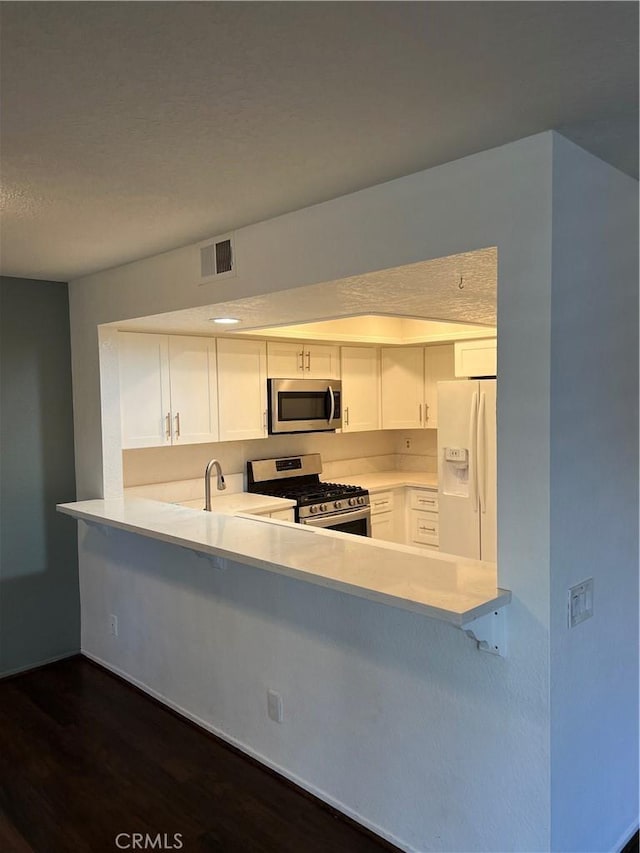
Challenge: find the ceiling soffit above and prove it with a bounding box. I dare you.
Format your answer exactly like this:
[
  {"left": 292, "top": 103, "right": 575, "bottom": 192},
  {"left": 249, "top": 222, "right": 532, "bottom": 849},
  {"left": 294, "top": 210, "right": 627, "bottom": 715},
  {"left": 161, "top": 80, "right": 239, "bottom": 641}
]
[{"left": 114, "top": 247, "right": 498, "bottom": 338}]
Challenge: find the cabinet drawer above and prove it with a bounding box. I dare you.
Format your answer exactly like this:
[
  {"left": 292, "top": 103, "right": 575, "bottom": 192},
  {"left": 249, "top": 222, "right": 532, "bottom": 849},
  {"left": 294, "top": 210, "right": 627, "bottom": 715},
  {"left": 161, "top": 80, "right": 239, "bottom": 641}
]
[
  {"left": 409, "top": 511, "right": 439, "bottom": 545},
  {"left": 409, "top": 490, "right": 439, "bottom": 512},
  {"left": 370, "top": 492, "right": 394, "bottom": 515}
]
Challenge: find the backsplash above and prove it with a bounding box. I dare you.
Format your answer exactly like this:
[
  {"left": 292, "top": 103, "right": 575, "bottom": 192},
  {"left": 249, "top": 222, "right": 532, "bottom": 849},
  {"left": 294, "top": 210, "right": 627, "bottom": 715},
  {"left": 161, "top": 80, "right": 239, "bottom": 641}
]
[
  {"left": 122, "top": 429, "right": 437, "bottom": 488},
  {"left": 393, "top": 430, "right": 438, "bottom": 473}
]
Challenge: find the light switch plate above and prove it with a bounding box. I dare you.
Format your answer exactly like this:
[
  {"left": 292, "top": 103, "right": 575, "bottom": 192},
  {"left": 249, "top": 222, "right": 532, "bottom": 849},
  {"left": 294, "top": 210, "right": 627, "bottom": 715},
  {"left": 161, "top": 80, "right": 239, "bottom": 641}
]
[
  {"left": 267, "top": 689, "right": 283, "bottom": 723},
  {"left": 568, "top": 578, "right": 593, "bottom": 628}
]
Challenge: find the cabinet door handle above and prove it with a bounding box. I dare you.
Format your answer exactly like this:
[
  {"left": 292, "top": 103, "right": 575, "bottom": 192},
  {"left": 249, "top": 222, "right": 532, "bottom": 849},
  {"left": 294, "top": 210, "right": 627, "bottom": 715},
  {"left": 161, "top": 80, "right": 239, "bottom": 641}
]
[
  {"left": 418, "top": 404, "right": 423, "bottom": 424},
  {"left": 344, "top": 406, "right": 349, "bottom": 427},
  {"left": 305, "top": 351, "right": 311, "bottom": 371},
  {"left": 418, "top": 498, "right": 436, "bottom": 505},
  {"left": 425, "top": 403, "right": 429, "bottom": 423},
  {"left": 165, "top": 412, "right": 171, "bottom": 440},
  {"left": 174, "top": 412, "right": 181, "bottom": 438},
  {"left": 263, "top": 410, "right": 268, "bottom": 433},
  {"left": 298, "top": 351, "right": 304, "bottom": 371}
]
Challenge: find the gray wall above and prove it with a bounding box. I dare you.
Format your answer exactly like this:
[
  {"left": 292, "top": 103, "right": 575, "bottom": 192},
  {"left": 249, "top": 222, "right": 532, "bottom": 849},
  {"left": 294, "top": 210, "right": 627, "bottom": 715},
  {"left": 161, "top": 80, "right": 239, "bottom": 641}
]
[{"left": 0, "top": 276, "right": 80, "bottom": 675}]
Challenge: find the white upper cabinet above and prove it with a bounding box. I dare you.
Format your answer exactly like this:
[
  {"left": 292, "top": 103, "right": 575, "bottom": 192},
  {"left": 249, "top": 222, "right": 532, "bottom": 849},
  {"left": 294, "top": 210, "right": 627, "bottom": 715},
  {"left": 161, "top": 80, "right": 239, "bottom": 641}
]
[
  {"left": 381, "top": 344, "right": 455, "bottom": 430},
  {"left": 381, "top": 348, "right": 424, "bottom": 429},
  {"left": 120, "top": 331, "right": 470, "bottom": 450},
  {"left": 454, "top": 338, "right": 497, "bottom": 378},
  {"left": 119, "top": 332, "right": 218, "bottom": 449},
  {"left": 305, "top": 344, "right": 340, "bottom": 379},
  {"left": 423, "top": 344, "right": 456, "bottom": 429},
  {"left": 267, "top": 341, "right": 340, "bottom": 379},
  {"left": 216, "top": 338, "right": 268, "bottom": 442},
  {"left": 340, "top": 347, "right": 380, "bottom": 432},
  {"left": 266, "top": 341, "right": 305, "bottom": 377},
  {"left": 167, "top": 336, "right": 219, "bottom": 445},
  {"left": 120, "top": 333, "right": 172, "bottom": 448}
]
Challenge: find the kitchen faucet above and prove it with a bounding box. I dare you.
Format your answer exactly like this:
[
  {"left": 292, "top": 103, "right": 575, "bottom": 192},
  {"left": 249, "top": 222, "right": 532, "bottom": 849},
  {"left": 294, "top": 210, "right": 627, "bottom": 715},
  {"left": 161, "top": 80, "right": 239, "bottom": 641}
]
[{"left": 204, "top": 458, "right": 226, "bottom": 510}]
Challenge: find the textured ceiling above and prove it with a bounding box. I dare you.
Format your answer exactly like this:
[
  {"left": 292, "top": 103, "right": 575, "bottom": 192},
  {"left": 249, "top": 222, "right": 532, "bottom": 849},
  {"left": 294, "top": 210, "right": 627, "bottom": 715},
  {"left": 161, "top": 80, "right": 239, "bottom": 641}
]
[
  {"left": 115, "top": 247, "right": 497, "bottom": 335},
  {"left": 1, "top": 2, "right": 637, "bottom": 282}
]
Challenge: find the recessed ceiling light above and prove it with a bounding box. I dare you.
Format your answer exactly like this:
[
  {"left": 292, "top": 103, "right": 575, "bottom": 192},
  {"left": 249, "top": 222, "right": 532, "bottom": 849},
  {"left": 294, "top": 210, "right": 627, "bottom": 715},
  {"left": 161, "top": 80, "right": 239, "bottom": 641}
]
[{"left": 210, "top": 317, "right": 240, "bottom": 325}]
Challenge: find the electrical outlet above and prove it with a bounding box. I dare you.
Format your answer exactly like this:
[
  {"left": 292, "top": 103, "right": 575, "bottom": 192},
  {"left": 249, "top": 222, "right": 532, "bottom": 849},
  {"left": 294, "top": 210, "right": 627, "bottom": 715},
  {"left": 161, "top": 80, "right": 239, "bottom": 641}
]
[
  {"left": 109, "top": 614, "right": 118, "bottom": 637},
  {"left": 267, "top": 689, "right": 283, "bottom": 723},
  {"left": 405, "top": 438, "right": 412, "bottom": 449}
]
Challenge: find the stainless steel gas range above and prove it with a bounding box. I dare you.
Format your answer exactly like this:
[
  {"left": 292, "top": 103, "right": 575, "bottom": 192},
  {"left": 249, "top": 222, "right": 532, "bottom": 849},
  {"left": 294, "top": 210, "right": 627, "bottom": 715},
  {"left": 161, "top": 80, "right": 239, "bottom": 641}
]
[{"left": 247, "top": 454, "right": 371, "bottom": 537}]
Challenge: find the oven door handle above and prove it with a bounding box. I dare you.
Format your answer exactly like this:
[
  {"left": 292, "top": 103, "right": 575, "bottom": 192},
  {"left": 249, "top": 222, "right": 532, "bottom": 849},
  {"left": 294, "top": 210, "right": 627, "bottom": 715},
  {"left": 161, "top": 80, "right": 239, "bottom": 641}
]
[
  {"left": 300, "top": 506, "right": 371, "bottom": 529},
  {"left": 327, "top": 385, "right": 335, "bottom": 424}
]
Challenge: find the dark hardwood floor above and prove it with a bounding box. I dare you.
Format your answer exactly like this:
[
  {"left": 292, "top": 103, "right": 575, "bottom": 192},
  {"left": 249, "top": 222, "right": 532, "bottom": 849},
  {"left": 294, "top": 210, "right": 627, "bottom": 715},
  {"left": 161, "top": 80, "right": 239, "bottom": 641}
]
[
  {"left": 0, "top": 657, "right": 399, "bottom": 853},
  {"left": 622, "top": 830, "right": 640, "bottom": 853}
]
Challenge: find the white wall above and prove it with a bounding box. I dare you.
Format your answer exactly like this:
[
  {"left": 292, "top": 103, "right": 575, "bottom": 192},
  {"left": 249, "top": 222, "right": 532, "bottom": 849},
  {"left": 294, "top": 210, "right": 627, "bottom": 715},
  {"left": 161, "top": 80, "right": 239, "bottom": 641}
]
[
  {"left": 80, "top": 524, "right": 538, "bottom": 852},
  {"left": 70, "top": 134, "right": 555, "bottom": 850},
  {"left": 549, "top": 136, "right": 639, "bottom": 851}
]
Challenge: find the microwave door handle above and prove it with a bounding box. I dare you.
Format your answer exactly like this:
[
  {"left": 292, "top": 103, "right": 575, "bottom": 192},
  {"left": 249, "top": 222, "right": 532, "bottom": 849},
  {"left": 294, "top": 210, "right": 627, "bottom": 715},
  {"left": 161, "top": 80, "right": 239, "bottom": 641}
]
[{"left": 327, "top": 385, "right": 335, "bottom": 424}]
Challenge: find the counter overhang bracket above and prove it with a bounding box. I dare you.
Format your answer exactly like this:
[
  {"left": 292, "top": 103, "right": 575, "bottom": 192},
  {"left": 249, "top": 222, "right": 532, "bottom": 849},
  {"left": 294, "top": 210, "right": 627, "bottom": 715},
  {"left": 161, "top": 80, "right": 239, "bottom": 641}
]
[{"left": 460, "top": 608, "right": 507, "bottom": 657}]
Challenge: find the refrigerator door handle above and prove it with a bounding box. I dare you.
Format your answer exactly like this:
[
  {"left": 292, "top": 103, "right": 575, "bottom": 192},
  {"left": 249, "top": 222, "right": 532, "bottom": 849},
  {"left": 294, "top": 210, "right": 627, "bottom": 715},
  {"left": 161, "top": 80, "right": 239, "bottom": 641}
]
[
  {"left": 469, "top": 391, "right": 479, "bottom": 512},
  {"left": 477, "top": 392, "right": 486, "bottom": 514}
]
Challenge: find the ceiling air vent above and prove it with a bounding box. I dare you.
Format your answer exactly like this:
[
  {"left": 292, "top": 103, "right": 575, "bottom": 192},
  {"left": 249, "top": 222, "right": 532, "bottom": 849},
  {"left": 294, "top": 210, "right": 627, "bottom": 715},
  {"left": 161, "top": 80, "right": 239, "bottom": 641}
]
[{"left": 199, "top": 233, "right": 236, "bottom": 282}]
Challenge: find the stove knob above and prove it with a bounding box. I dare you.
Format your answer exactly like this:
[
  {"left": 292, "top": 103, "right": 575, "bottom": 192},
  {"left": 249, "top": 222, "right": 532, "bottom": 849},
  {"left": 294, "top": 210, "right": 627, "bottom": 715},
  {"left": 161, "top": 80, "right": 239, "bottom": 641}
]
[
  {"left": 310, "top": 505, "right": 319, "bottom": 514},
  {"left": 358, "top": 496, "right": 365, "bottom": 505},
  {"left": 348, "top": 497, "right": 357, "bottom": 507},
  {"left": 334, "top": 500, "right": 342, "bottom": 510},
  {"left": 320, "top": 504, "right": 327, "bottom": 512}
]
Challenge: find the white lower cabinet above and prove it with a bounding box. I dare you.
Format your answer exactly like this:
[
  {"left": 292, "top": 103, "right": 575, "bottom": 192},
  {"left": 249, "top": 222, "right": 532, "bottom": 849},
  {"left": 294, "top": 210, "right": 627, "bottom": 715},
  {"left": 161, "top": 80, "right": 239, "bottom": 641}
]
[
  {"left": 216, "top": 338, "right": 268, "bottom": 441},
  {"left": 406, "top": 487, "right": 439, "bottom": 550},
  {"left": 268, "top": 508, "right": 295, "bottom": 521},
  {"left": 369, "top": 486, "right": 440, "bottom": 548},
  {"left": 249, "top": 507, "right": 295, "bottom": 522},
  {"left": 371, "top": 512, "right": 394, "bottom": 541},
  {"left": 370, "top": 490, "right": 404, "bottom": 543},
  {"left": 408, "top": 511, "right": 439, "bottom": 548},
  {"left": 409, "top": 489, "right": 439, "bottom": 513},
  {"left": 368, "top": 486, "right": 440, "bottom": 548}
]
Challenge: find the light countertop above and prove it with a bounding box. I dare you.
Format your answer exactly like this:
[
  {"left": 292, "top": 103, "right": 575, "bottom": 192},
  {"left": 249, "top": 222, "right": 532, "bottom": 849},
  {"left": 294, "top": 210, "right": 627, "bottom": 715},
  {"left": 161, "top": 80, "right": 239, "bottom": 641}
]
[
  {"left": 58, "top": 497, "right": 509, "bottom": 627},
  {"left": 331, "top": 471, "right": 438, "bottom": 492}
]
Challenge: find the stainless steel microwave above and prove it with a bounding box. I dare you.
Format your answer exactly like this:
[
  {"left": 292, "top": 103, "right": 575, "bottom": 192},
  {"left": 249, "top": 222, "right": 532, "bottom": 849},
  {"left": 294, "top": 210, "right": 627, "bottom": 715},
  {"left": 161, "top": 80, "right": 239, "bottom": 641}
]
[{"left": 268, "top": 378, "right": 342, "bottom": 434}]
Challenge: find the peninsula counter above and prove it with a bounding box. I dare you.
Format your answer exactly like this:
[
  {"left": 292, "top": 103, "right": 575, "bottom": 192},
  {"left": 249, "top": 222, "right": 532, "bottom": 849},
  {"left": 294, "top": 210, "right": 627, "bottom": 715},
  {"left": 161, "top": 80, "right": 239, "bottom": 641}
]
[{"left": 58, "top": 497, "right": 510, "bottom": 628}]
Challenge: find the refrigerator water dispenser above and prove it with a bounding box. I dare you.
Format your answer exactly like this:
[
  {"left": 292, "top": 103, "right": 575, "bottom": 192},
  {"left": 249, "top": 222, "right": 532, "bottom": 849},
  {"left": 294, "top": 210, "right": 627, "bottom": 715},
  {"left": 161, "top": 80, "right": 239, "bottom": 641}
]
[{"left": 443, "top": 446, "right": 469, "bottom": 496}]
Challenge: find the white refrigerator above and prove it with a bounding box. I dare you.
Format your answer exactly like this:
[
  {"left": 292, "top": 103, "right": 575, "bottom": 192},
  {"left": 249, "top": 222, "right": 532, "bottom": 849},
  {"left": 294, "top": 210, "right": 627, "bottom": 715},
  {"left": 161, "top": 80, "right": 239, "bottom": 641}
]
[{"left": 437, "top": 379, "right": 497, "bottom": 562}]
